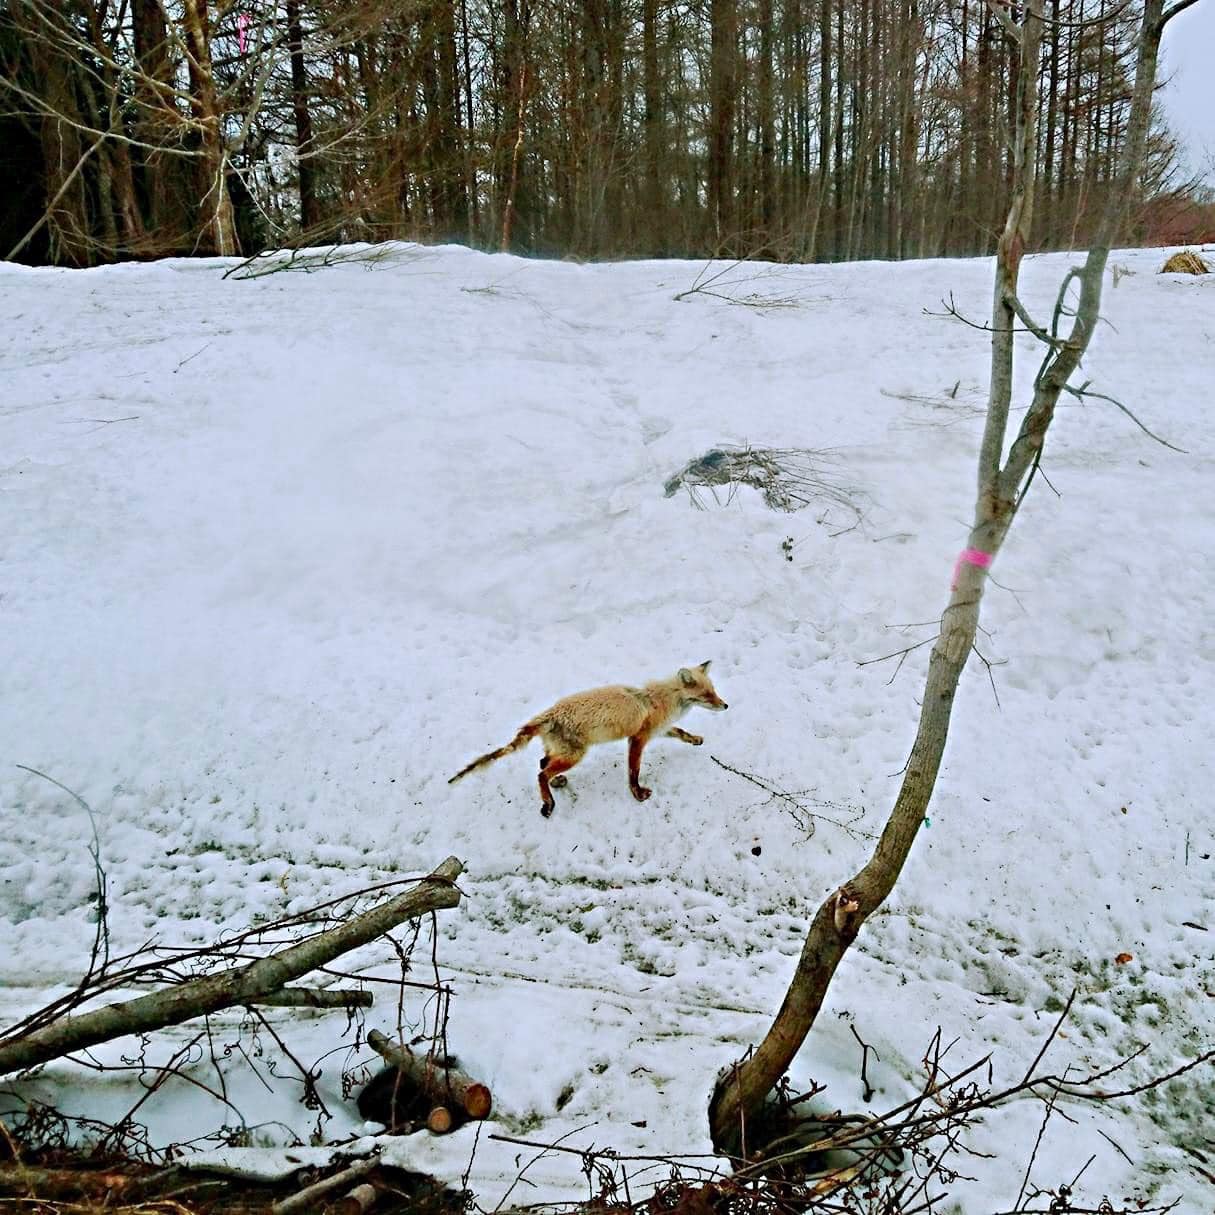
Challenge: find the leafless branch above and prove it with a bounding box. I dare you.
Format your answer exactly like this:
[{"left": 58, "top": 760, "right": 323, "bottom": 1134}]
[
  {"left": 0, "top": 857, "right": 464, "bottom": 1076},
  {"left": 1062, "top": 381, "right": 1188, "bottom": 453},
  {"left": 14, "top": 766, "right": 111, "bottom": 1013},
  {"left": 709, "top": 755, "right": 874, "bottom": 840}
]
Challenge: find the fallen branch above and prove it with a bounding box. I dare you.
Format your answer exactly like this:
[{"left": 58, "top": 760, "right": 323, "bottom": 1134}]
[
  {"left": 272, "top": 1154, "right": 379, "bottom": 1215},
  {"left": 710, "top": 755, "right": 873, "bottom": 840},
  {"left": 0, "top": 857, "right": 464, "bottom": 1077},
  {"left": 251, "top": 987, "right": 373, "bottom": 1009}
]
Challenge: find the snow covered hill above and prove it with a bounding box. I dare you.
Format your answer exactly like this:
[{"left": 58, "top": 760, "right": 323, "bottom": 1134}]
[{"left": 1, "top": 244, "right": 1212, "bottom": 1210}]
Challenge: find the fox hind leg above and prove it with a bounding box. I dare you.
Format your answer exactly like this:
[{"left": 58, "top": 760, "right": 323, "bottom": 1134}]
[{"left": 539, "top": 752, "right": 581, "bottom": 817}]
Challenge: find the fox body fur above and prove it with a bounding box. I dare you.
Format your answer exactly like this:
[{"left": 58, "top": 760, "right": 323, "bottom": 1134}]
[{"left": 448, "top": 662, "right": 728, "bottom": 817}]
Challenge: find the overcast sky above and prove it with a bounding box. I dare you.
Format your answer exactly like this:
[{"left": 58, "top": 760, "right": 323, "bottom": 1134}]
[{"left": 1159, "top": 2, "right": 1215, "bottom": 181}]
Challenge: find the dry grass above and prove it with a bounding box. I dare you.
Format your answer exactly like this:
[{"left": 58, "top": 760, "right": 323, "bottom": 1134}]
[
  {"left": 663, "top": 445, "right": 865, "bottom": 532},
  {"left": 1159, "top": 249, "right": 1210, "bottom": 274}
]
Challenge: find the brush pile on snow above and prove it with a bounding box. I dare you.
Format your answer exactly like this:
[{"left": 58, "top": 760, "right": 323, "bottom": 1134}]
[{"left": 1159, "top": 249, "right": 1210, "bottom": 273}]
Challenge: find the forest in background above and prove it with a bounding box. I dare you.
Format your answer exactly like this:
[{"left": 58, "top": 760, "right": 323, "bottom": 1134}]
[{"left": 2, "top": 0, "right": 1213, "bottom": 268}]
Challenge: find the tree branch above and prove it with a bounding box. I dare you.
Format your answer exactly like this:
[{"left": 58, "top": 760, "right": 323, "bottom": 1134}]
[{"left": 0, "top": 857, "right": 464, "bottom": 1077}]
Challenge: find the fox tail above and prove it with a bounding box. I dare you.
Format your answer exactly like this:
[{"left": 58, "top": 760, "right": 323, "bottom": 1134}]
[{"left": 448, "top": 723, "right": 539, "bottom": 784}]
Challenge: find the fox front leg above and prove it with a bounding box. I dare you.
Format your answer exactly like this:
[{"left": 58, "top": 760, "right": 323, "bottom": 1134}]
[
  {"left": 627, "top": 735, "right": 652, "bottom": 802},
  {"left": 666, "top": 726, "right": 703, "bottom": 746}
]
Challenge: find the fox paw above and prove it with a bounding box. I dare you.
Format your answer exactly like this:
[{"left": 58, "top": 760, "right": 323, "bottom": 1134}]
[
  {"left": 630, "top": 785, "right": 652, "bottom": 802},
  {"left": 541, "top": 801, "right": 555, "bottom": 818},
  {"left": 688, "top": 735, "right": 704, "bottom": 746},
  {"left": 550, "top": 775, "right": 568, "bottom": 788}
]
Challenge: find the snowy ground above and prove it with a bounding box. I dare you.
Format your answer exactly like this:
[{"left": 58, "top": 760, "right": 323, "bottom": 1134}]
[{"left": 1, "top": 243, "right": 1212, "bottom": 1212}]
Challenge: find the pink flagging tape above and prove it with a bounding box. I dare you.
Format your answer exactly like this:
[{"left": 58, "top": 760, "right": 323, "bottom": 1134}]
[
  {"left": 237, "top": 12, "right": 251, "bottom": 55},
  {"left": 951, "top": 546, "right": 993, "bottom": 590}
]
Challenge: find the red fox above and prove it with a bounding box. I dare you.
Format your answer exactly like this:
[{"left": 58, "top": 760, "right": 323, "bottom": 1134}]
[{"left": 448, "top": 662, "right": 728, "bottom": 817}]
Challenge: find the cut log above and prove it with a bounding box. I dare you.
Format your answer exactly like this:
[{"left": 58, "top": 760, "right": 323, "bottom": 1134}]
[
  {"left": 336, "top": 1181, "right": 380, "bottom": 1214},
  {"left": 271, "top": 1156, "right": 378, "bottom": 1215},
  {"left": 426, "top": 1105, "right": 454, "bottom": 1134},
  {"left": 0, "top": 857, "right": 463, "bottom": 1078},
  {"left": 367, "top": 1029, "right": 492, "bottom": 1119}
]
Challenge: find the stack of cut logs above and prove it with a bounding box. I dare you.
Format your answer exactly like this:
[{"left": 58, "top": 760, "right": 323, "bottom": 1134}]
[{"left": 366, "top": 1029, "right": 493, "bottom": 1133}]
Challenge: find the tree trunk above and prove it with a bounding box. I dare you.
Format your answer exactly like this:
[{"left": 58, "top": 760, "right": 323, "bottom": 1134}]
[
  {"left": 435, "top": 0, "right": 467, "bottom": 237},
  {"left": 642, "top": 0, "right": 664, "bottom": 249},
  {"left": 805, "top": 0, "right": 832, "bottom": 259},
  {"left": 459, "top": 0, "right": 479, "bottom": 237},
  {"left": 181, "top": 0, "right": 239, "bottom": 255},
  {"left": 130, "top": 0, "right": 176, "bottom": 246},
  {"left": 708, "top": 0, "right": 1174, "bottom": 1154},
  {"left": 708, "top": 0, "right": 738, "bottom": 244},
  {"left": 286, "top": 0, "right": 322, "bottom": 232},
  {"left": 496, "top": 0, "right": 529, "bottom": 248},
  {"left": 756, "top": 0, "right": 775, "bottom": 247},
  {"left": 16, "top": 5, "right": 93, "bottom": 267}
]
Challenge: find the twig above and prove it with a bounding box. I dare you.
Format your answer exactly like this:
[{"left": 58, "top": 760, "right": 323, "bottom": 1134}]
[
  {"left": 1044, "top": 1045, "right": 1215, "bottom": 1100},
  {"left": 970, "top": 643, "right": 1006, "bottom": 709},
  {"left": 1061, "top": 381, "right": 1188, "bottom": 453},
  {"left": 15, "top": 766, "right": 110, "bottom": 1005},
  {"left": 709, "top": 755, "right": 874, "bottom": 840},
  {"left": 857, "top": 634, "right": 938, "bottom": 685},
  {"left": 930, "top": 292, "right": 1044, "bottom": 338},
  {"left": 1015, "top": 1076, "right": 1063, "bottom": 1209},
  {"left": 173, "top": 343, "right": 212, "bottom": 373},
  {"left": 850, "top": 1025, "right": 879, "bottom": 1103},
  {"left": 1096, "top": 1127, "right": 1134, "bottom": 1166},
  {"left": 1021, "top": 989, "right": 1077, "bottom": 1084}
]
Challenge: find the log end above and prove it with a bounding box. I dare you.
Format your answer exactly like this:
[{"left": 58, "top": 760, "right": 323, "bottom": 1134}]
[
  {"left": 463, "top": 1084, "right": 492, "bottom": 1120},
  {"left": 335, "top": 1182, "right": 380, "bottom": 1215},
  {"left": 427, "top": 1105, "right": 454, "bottom": 1134}
]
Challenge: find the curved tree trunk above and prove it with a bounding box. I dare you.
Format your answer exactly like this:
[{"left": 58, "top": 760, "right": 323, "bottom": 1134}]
[{"left": 709, "top": 0, "right": 1176, "bottom": 1155}]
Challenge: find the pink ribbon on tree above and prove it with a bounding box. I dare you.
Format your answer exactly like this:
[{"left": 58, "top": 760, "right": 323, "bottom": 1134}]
[
  {"left": 951, "top": 546, "right": 993, "bottom": 590},
  {"left": 237, "top": 11, "right": 251, "bottom": 54}
]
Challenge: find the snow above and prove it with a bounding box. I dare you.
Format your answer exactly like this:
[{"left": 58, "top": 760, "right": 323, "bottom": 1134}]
[{"left": 1, "top": 243, "right": 1213, "bottom": 1211}]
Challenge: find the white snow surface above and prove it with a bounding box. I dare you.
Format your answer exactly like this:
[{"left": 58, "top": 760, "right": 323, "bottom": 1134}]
[{"left": 1, "top": 244, "right": 1212, "bottom": 1211}]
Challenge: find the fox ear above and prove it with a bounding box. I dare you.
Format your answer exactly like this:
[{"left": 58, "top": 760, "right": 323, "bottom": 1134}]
[
  {"left": 679, "top": 667, "right": 697, "bottom": 687},
  {"left": 698, "top": 660, "right": 712, "bottom": 672}
]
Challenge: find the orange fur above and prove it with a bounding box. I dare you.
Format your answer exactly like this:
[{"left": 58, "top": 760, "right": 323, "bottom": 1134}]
[{"left": 448, "top": 662, "right": 728, "bottom": 817}]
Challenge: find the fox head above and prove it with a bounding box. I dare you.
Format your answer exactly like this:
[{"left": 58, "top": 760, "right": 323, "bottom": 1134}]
[{"left": 677, "top": 660, "right": 728, "bottom": 711}]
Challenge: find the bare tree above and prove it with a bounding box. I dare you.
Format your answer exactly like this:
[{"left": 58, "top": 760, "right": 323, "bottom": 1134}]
[
  {"left": 708, "top": 0, "right": 1202, "bottom": 1154},
  {"left": 2, "top": 0, "right": 1203, "bottom": 264}
]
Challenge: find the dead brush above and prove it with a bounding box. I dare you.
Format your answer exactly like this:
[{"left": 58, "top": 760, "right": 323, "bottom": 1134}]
[
  {"left": 663, "top": 445, "right": 864, "bottom": 530},
  {"left": 1159, "top": 249, "right": 1210, "bottom": 274}
]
